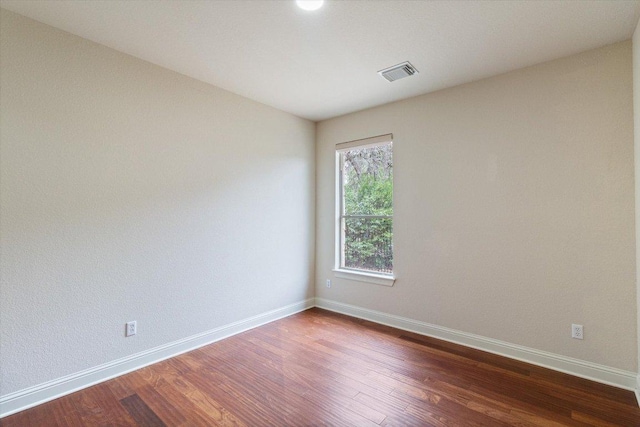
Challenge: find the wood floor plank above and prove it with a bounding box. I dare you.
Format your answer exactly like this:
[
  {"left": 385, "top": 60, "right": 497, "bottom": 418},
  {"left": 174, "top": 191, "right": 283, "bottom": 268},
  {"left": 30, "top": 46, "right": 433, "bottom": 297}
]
[
  {"left": 571, "top": 411, "right": 626, "bottom": 427},
  {"left": 67, "top": 382, "right": 136, "bottom": 426},
  {"left": 92, "top": 383, "right": 140, "bottom": 426},
  {"left": 133, "top": 384, "right": 189, "bottom": 426},
  {"left": 25, "top": 401, "right": 61, "bottom": 427},
  {"left": 152, "top": 368, "right": 245, "bottom": 426},
  {"left": 120, "top": 394, "right": 166, "bottom": 426},
  {"left": 49, "top": 397, "right": 85, "bottom": 427},
  {"left": 3, "top": 308, "right": 640, "bottom": 426}
]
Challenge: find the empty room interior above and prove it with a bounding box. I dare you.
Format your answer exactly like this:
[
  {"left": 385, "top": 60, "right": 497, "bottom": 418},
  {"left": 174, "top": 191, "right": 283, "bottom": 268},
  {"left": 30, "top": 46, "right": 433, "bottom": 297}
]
[{"left": 2, "top": 0, "right": 640, "bottom": 425}]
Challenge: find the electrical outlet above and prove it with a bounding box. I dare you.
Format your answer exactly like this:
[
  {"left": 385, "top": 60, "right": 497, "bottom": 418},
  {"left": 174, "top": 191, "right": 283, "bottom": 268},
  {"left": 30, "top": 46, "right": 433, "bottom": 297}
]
[
  {"left": 326, "top": 279, "right": 331, "bottom": 288},
  {"left": 126, "top": 321, "right": 137, "bottom": 337},
  {"left": 571, "top": 324, "right": 583, "bottom": 340}
]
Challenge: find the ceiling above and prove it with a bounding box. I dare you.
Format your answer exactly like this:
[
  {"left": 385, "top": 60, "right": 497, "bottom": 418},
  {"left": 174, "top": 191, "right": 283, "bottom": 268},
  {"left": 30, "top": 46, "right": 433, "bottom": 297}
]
[{"left": 2, "top": 1, "right": 639, "bottom": 121}]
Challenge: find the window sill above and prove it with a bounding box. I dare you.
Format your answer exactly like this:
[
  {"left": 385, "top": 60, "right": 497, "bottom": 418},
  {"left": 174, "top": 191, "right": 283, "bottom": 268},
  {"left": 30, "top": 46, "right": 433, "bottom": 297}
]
[{"left": 332, "top": 269, "right": 396, "bottom": 287}]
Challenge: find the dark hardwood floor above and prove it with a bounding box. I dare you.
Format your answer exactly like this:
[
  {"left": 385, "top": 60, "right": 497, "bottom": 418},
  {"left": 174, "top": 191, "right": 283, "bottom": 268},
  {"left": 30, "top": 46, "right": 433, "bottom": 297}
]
[{"left": 3, "top": 308, "right": 639, "bottom": 426}]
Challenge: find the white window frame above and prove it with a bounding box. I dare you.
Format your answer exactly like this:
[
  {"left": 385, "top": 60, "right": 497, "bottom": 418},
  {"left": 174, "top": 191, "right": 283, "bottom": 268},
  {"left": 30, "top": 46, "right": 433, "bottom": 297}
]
[{"left": 333, "top": 134, "right": 395, "bottom": 287}]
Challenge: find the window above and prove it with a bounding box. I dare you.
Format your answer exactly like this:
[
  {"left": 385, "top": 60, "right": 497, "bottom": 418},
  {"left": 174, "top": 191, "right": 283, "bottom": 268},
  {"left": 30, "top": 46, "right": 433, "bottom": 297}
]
[{"left": 335, "top": 134, "right": 394, "bottom": 286}]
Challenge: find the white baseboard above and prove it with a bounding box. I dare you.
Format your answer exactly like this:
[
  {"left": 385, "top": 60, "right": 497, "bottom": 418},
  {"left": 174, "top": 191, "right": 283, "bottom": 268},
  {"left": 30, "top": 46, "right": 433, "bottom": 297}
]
[
  {"left": 315, "top": 298, "right": 638, "bottom": 393},
  {"left": 635, "top": 375, "right": 640, "bottom": 407},
  {"left": 0, "top": 298, "right": 315, "bottom": 418}
]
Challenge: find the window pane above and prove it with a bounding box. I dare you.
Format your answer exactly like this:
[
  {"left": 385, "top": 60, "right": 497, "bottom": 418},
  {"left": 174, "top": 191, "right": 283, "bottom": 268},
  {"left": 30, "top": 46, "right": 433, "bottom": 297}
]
[
  {"left": 343, "top": 144, "right": 393, "bottom": 216},
  {"left": 344, "top": 217, "right": 393, "bottom": 274}
]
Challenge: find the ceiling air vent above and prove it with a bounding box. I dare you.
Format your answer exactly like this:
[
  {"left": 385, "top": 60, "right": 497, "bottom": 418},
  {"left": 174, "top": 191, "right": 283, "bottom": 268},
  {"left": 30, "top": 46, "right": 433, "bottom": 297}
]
[{"left": 378, "top": 61, "right": 419, "bottom": 82}]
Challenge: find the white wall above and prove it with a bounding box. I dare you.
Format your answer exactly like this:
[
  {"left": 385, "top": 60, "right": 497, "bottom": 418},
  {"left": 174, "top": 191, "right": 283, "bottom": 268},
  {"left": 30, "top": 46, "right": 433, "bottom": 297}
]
[
  {"left": 317, "top": 41, "right": 636, "bottom": 372},
  {"left": 0, "top": 9, "right": 315, "bottom": 396}
]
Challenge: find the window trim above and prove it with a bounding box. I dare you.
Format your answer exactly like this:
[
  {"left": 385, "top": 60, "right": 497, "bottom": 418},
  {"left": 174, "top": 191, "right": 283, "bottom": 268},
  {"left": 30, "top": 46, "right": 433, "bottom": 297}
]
[
  {"left": 332, "top": 268, "right": 395, "bottom": 286},
  {"left": 334, "top": 134, "right": 395, "bottom": 286}
]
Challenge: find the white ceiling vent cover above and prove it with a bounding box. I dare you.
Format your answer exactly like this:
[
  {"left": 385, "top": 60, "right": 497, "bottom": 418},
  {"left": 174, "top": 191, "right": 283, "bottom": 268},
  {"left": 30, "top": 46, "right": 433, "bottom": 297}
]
[{"left": 378, "top": 61, "right": 419, "bottom": 82}]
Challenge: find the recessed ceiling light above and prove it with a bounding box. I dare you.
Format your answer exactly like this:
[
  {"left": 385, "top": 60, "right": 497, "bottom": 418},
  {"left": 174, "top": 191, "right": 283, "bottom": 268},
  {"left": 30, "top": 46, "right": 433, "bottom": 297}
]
[{"left": 296, "top": 0, "right": 324, "bottom": 11}]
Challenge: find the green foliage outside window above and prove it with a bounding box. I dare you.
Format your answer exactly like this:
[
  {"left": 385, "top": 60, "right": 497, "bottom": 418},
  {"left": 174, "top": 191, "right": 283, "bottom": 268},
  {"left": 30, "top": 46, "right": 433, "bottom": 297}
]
[{"left": 342, "top": 144, "right": 393, "bottom": 273}]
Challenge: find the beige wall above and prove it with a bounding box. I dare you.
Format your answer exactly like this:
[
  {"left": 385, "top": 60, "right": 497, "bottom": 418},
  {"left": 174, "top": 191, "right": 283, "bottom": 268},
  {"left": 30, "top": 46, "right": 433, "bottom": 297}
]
[
  {"left": 0, "top": 10, "right": 315, "bottom": 395},
  {"left": 317, "top": 42, "right": 636, "bottom": 371}
]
